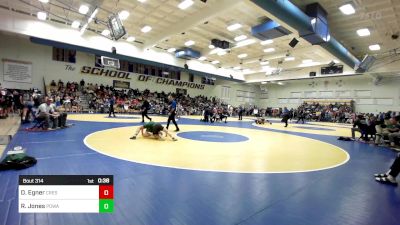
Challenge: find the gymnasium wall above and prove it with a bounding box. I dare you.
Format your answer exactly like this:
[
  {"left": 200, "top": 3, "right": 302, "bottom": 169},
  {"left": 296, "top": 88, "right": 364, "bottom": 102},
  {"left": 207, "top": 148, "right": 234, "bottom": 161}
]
[
  {"left": 0, "top": 33, "right": 257, "bottom": 107},
  {"left": 258, "top": 75, "right": 400, "bottom": 113}
]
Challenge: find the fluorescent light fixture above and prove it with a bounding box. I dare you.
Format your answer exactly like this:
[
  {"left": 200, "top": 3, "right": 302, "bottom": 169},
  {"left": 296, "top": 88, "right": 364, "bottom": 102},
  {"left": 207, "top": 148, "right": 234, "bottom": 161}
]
[
  {"left": 302, "top": 59, "right": 313, "bottom": 64},
  {"left": 260, "top": 40, "right": 273, "bottom": 45},
  {"left": 118, "top": 10, "right": 130, "bottom": 20},
  {"left": 199, "top": 56, "right": 207, "bottom": 61},
  {"left": 167, "top": 48, "right": 176, "bottom": 53},
  {"left": 209, "top": 44, "right": 215, "bottom": 49},
  {"left": 261, "top": 81, "right": 267, "bottom": 84},
  {"left": 233, "top": 66, "right": 241, "bottom": 70},
  {"left": 333, "top": 59, "right": 340, "bottom": 63},
  {"left": 263, "top": 48, "right": 275, "bottom": 53},
  {"left": 235, "top": 39, "right": 256, "bottom": 48},
  {"left": 137, "top": 0, "right": 146, "bottom": 2},
  {"left": 242, "top": 69, "right": 253, "bottom": 74},
  {"left": 369, "top": 44, "right": 380, "bottom": 51},
  {"left": 127, "top": 36, "right": 135, "bottom": 42},
  {"left": 339, "top": 3, "right": 355, "bottom": 15},
  {"left": 217, "top": 50, "right": 227, "bottom": 56},
  {"left": 37, "top": 11, "right": 47, "bottom": 20},
  {"left": 141, "top": 25, "right": 152, "bottom": 33},
  {"left": 260, "top": 61, "right": 269, "bottom": 65},
  {"left": 211, "top": 60, "right": 219, "bottom": 64},
  {"left": 184, "top": 40, "right": 195, "bottom": 46},
  {"left": 79, "top": 5, "right": 89, "bottom": 15},
  {"left": 71, "top": 20, "right": 80, "bottom": 28},
  {"left": 261, "top": 66, "right": 271, "bottom": 71},
  {"left": 39, "top": 0, "right": 49, "bottom": 3},
  {"left": 357, "top": 28, "right": 370, "bottom": 37},
  {"left": 284, "top": 56, "right": 295, "bottom": 61},
  {"left": 178, "top": 0, "right": 194, "bottom": 10},
  {"left": 234, "top": 35, "right": 247, "bottom": 42},
  {"left": 238, "top": 53, "right": 248, "bottom": 58},
  {"left": 101, "top": 29, "right": 110, "bottom": 36},
  {"left": 278, "top": 82, "right": 284, "bottom": 85},
  {"left": 227, "top": 23, "right": 242, "bottom": 31}
]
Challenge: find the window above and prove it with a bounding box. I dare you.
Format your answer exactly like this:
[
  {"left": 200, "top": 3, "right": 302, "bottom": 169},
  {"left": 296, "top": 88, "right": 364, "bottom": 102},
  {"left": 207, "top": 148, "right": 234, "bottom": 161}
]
[
  {"left": 53, "top": 47, "right": 76, "bottom": 63},
  {"left": 189, "top": 73, "right": 194, "bottom": 82},
  {"left": 201, "top": 77, "right": 215, "bottom": 85},
  {"left": 221, "top": 86, "right": 230, "bottom": 99}
]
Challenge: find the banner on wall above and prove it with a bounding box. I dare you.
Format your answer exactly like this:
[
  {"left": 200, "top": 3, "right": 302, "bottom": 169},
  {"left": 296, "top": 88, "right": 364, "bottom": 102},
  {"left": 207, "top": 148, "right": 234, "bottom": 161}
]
[
  {"left": 2, "top": 59, "right": 32, "bottom": 83},
  {"left": 113, "top": 80, "right": 130, "bottom": 89},
  {"left": 80, "top": 66, "right": 206, "bottom": 90}
]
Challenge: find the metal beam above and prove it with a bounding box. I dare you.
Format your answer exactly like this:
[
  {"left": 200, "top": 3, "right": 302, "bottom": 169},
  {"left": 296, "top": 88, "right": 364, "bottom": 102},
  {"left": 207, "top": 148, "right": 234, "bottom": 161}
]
[{"left": 143, "top": 0, "right": 244, "bottom": 48}]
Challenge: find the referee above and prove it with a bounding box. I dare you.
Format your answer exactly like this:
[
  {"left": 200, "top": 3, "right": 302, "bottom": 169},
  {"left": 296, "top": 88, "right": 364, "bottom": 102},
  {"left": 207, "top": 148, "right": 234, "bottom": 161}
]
[
  {"left": 141, "top": 95, "right": 152, "bottom": 123},
  {"left": 166, "top": 94, "right": 180, "bottom": 132}
]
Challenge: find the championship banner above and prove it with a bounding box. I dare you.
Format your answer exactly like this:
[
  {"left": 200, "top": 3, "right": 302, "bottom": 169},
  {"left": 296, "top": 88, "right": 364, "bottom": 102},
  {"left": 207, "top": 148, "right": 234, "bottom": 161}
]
[
  {"left": 2, "top": 59, "right": 32, "bottom": 83},
  {"left": 113, "top": 80, "right": 130, "bottom": 89}
]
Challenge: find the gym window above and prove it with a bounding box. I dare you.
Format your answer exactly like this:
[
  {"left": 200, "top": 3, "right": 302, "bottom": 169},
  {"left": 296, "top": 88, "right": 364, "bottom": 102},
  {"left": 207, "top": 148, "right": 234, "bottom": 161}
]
[{"left": 52, "top": 47, "right": 76, "bottom": 63}]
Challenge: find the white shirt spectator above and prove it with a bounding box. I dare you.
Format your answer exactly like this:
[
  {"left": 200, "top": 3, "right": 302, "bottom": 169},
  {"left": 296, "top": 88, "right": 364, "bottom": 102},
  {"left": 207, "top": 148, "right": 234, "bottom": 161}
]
[{"left": 37, "top": 103, "right": 53, "bottom": 116}]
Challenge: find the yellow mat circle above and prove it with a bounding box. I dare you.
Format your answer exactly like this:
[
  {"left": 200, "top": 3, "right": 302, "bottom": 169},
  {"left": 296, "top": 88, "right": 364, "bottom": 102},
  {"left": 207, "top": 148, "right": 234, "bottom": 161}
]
[{"left": 84, "top": 125, "right": 349, "bottom": 173}]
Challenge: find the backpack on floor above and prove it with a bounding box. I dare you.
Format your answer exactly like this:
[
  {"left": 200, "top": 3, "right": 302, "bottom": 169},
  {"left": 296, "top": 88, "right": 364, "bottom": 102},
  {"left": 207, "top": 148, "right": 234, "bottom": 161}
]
[{"left": 0, "top": 153, "right": 37, "bottom": 171}]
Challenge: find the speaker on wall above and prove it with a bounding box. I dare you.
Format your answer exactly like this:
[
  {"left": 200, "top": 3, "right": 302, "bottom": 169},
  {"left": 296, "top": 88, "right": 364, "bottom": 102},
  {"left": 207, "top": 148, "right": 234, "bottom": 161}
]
[
  {"left": 289, "top": 38, "right": 299, "bottom": 48},
  {"left": 184, "top": 64, "right": 189, "bottom": 69},
  {"left": 309, "top": 71, "right": 316, "bottom": 77}
]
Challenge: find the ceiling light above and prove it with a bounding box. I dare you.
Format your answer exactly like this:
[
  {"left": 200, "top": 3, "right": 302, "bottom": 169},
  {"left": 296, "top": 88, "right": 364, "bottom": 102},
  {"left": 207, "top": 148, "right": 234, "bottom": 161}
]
[
  {"left": 261, "top": 81, "right": 267, "bottom": 84},
  {"left": 233, "top": 66, "right": 241, "bottom": 70},
  {"left": 184, "top": 40, "right": 195, "bottom": 46},
  {"left": 238, "top": 53, "right": 248, "bottom": 58},
  {"left": 38, "top": 0, "right": 49, "bottom": 3},
  {"left": 141, "top": 25, "right": 152, "bottom": 33},
  {"left": 209, "top": 44, "right": 215, "bottom": 49},
  {"left": 339, "top": 3, "right": 355, "bottom": 15},
  {"left": 211, "top": 60, "right": 219, "bottom": 64},
  {"left": 167, "top": 48, "right": 176, "bottom": 53},
  {"left": 263, "top": 48, "right": 275, "bottom": 53},
  {"left": 178, "top": 0, "right": 194, "bottom": 10},
  {"left": 71, "top": 20, "right": 80, "bottom": 29},
  {"left": 260, "top": 40, "right": 273, "bottom": 45},
  {"left": 101, "top": 29, "right": 110, "bottom": 36},
  {"left": 199, "top": 56, "right": 207, "bottom": 61},
  {"left": 37, "top": 11, "right": 47, "bottom": 20},
  {"left": 209, "top": 48, "right": 222, "bottom": 55},
  {"left": 127, "top": 36, "right": 135, "bottom": 42},
  {"left": 261, "top": 66, "right": 271, "bottom": 70},
  {"left": 369, "top": 44, "right": 380, "bottom": 51},
  {"left": 260, "top": 61, "right": 269, "bottom": 65},
  {"left": 235, "top": 39, "right": 256, "bottom": 48},
  {"left": 311, "top": 18, "right": 316, "bottom": 25},
  {"left": 333, "top": 59, "right": 340, "bottom": 63},
  {"left": 284, "top": 56, "right": 295, "bottom": 61},
  {"left": 118, "top": 10, "right": 130, "bottom": 20},
  {"left": 302, "top": 59, "right": 312, "bottom": 64},
  {"left": 357, "top": 28, "right": 370, "bottom": 37},
  {"left": 234, "top": 35, "right": 247, "bottom": 42},
  {"left": 227, "top": 23, "right": 242, "bottom": 31},
  {"left": 137, "top": 0, "right": 146, "bottom": 2},
  {"left": 79, "top": 5, "right": 89, "bottom": 15},
  {"left": 217, "top": 50, "right": 227, "bottom": 56}
]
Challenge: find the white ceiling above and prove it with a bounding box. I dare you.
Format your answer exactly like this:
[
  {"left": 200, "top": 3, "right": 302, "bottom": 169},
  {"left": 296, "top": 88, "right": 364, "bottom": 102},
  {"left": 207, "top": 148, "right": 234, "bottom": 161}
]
[
  {"left": 292, "top": 0, "right": 400, "bottom": 58},
  {"left": 1, "top": 0, "right": 399, "bottom": 78}
]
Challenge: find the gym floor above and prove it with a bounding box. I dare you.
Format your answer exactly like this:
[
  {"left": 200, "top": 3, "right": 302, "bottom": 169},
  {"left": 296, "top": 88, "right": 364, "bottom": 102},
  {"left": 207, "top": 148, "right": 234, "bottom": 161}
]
[{"left": 1, "top": 115, "right": 399, "bottom": 225}]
